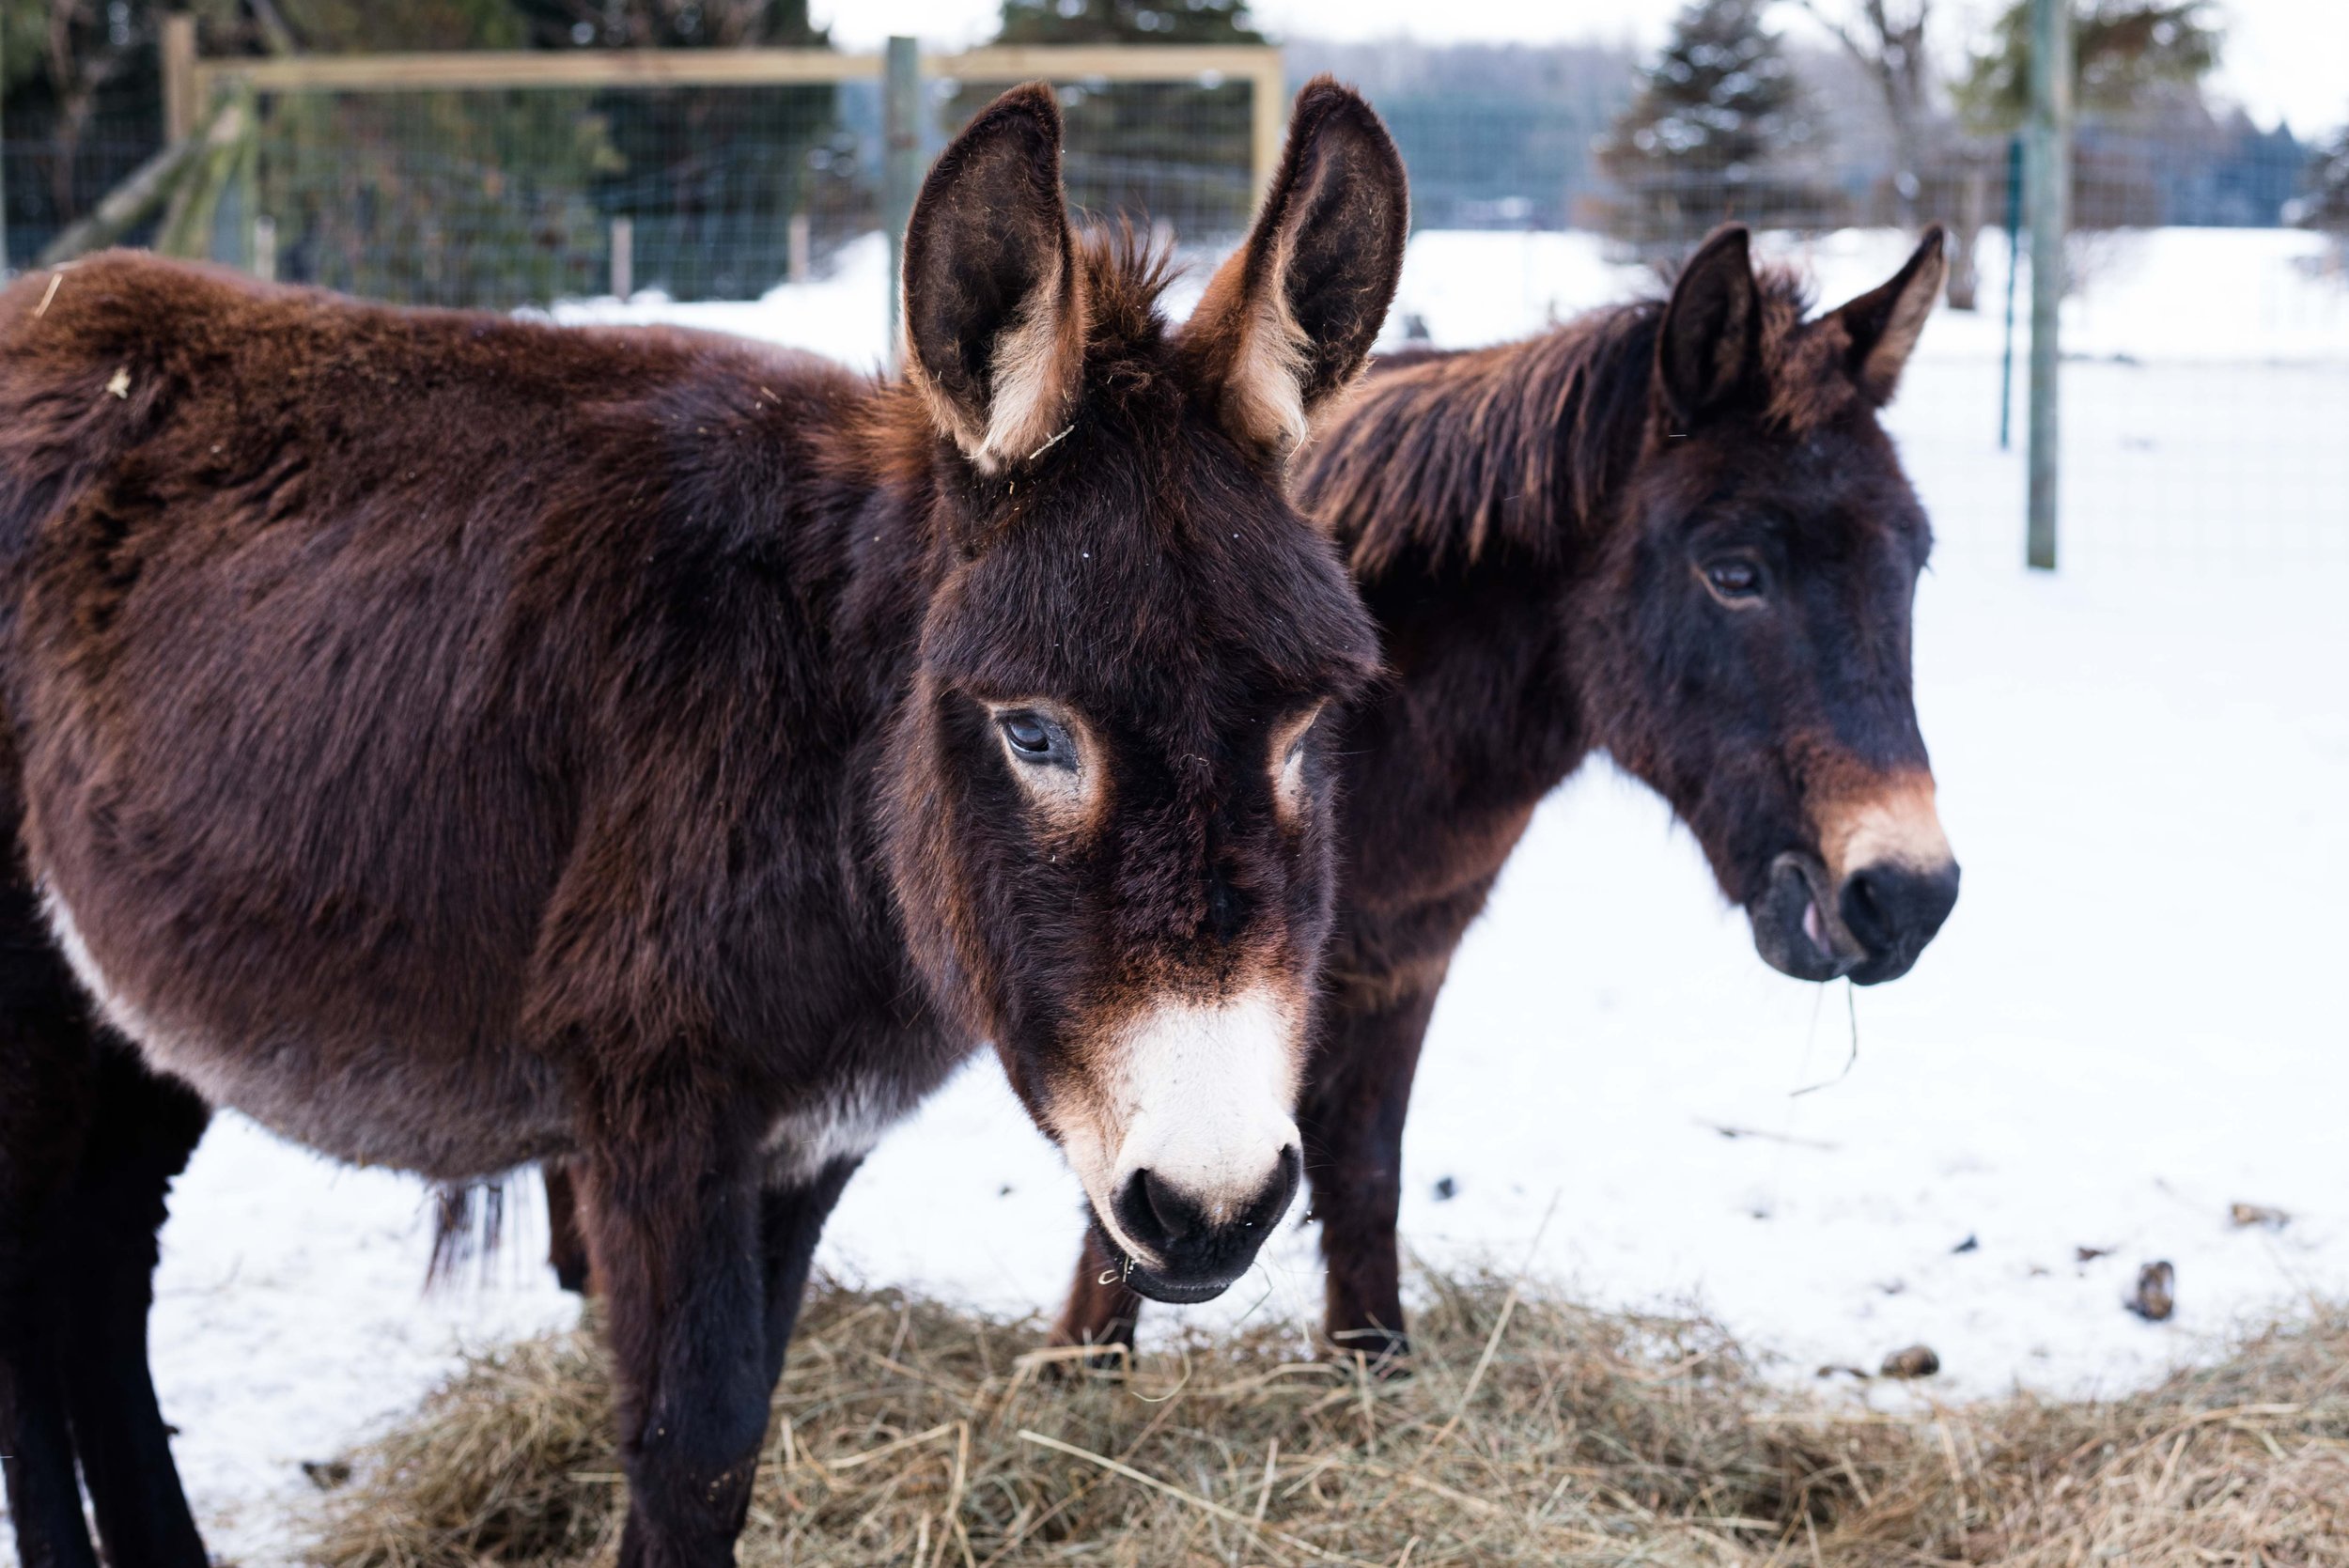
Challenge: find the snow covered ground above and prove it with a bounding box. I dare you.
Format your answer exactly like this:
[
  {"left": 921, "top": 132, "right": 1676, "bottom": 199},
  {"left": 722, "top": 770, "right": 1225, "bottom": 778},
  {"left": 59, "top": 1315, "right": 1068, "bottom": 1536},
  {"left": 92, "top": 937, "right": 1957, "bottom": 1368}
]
[{"left": 7, "top": 227, "right": 2346, "bottom": 1562}]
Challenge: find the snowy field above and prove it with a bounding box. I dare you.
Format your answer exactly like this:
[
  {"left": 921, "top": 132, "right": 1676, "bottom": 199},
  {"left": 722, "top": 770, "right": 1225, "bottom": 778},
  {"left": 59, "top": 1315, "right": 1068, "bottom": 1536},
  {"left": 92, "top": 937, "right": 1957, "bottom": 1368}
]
[{"left": 7, "top": 227, "right": 2346, "bottom": 1561}]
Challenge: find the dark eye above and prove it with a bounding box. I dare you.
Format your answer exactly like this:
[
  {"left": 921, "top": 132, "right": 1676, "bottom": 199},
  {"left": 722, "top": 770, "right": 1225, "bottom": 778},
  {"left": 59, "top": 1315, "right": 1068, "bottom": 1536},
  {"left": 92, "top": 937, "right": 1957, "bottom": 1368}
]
[
  {"left": 998, "top": 711, "right": 1071, "bottom": 768},
  {"left": 1703, "top": 559, "right": 1764, "bottom": 600}
]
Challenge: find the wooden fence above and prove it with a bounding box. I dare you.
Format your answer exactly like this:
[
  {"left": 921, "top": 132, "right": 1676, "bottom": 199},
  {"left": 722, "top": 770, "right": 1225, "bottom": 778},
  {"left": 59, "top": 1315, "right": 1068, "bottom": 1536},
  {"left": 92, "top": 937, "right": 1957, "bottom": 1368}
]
[{"left": 164, "top": 20, "right": 1287, "bottom": 203}]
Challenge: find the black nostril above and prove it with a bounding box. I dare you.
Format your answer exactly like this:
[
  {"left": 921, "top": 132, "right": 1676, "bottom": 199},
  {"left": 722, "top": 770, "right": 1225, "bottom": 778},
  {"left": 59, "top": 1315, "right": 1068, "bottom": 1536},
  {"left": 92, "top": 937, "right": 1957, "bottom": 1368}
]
[
  {"left": 1843, "top": 867, "right": 1893, "bottom": 952},
  {"left": 1239, "top": 1144, "right": 1303, "bottom": 1234},
  {"left": 1140, "top": 1170, "right": 1195, "bottom": 1243},
  {"left": 1839, "top": 862, "right": 1961, "bottom": 957},
  {"left": 1115, "top": 1168, "right": 1209, "bottom": 1254}
]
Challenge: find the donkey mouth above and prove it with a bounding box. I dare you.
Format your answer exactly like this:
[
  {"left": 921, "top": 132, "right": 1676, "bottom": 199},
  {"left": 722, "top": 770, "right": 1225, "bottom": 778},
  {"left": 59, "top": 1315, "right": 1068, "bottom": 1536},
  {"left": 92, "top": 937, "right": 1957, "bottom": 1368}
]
[
  {"left": 1750, "top": 852, "right": 1864, "bottom": 982},
  {"left": 1081, "top": 1214, "right": 1254, "bottom": 1306}
]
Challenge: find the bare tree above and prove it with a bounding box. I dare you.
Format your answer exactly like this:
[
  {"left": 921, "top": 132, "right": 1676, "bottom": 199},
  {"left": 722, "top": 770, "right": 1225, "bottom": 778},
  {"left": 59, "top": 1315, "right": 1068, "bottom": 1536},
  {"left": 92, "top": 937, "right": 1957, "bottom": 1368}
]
[
  {"left": 1786, "top": 0, "right": 1937, "bottom": 226},
  {"left": 1782, "top": 0, "right": 1987, "bottom": 306}
]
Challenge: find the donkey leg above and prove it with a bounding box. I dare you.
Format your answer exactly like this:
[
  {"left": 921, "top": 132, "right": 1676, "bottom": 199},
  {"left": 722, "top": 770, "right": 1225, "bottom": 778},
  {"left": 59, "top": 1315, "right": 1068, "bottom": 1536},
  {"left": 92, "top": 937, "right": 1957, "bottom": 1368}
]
[
  {"left": 577, "top": 1121, "right": 771, "bottom": 1568},
  {"left": 754, "top": 1157, "right": 860, "bottom": 1390},
  {"left": 542, "top": 1159, "right": 594, "bottom": 1295},
  {"left": 54, "top": 1042, "right": 210, "bottom": 1568},
  {"left": 0, "top": 892, "right": 103, "bottom": 1568},
  {"left": 1045, "top": 1226, "right": 1146, "bottom": 1367},
  {"left": 0, "top": 1282, "right": 96, "bottom": 1568},
  {"left": 1304, "top": 983, "right": 1441, "bottom": 1365}
]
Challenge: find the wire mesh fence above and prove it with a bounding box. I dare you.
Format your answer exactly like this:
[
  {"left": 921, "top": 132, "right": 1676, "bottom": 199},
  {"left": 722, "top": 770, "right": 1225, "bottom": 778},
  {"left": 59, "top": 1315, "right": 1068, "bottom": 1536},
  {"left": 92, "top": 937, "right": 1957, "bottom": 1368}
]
[
  {"left": 244, "top": 80, "right": 870, "bottom": 305},
  {"left": 1343, "top": 80, "right": 2347, "bottom": 571},
  {"left": 1, "top": 39, "right": 2341, "bottom": 568},
  {"left": 939, "top": 72, "right": 1260, "bottom": 243},
  {"left": 135, "top": 45, "right": 1280, "bottom": 311}
]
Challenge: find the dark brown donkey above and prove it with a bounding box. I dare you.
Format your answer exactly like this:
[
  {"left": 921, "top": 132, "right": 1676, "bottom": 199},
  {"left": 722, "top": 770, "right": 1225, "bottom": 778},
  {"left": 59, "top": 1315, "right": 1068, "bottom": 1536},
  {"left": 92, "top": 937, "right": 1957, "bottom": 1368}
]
[
  {"left": 1050, "top": 225, "right": 1964, "bottom": 1362},
  {"left": 0, "top": 81, "right": 1407, "bottom": 1567}
]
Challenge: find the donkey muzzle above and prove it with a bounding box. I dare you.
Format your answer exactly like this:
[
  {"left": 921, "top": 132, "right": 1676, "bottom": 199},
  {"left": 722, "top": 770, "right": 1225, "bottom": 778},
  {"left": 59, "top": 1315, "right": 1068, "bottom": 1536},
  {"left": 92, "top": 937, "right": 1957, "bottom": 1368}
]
[
  {"left": 1750, "top": 848, "right": 1958, "bottom": 985},
  {"left": 1102, "top": 1143, "right": 1302, "bottom": 1303},
  {"left": 1082, "top": 986, "right": 1307, "bottom": 1299}
]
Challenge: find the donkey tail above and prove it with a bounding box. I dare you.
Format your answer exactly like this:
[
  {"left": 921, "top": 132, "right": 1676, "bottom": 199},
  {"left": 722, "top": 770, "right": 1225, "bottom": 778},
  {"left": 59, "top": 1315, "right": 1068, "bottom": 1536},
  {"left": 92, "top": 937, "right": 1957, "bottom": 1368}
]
[{"left": 427, "top": 1160, "right": 594, "bottom": 1296}]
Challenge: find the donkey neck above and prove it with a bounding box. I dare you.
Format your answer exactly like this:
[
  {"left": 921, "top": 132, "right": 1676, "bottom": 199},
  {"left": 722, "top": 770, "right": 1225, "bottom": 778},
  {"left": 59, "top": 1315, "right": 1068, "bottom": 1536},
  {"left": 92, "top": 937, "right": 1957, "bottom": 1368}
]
[{"left": 1299, "top": 309, "right": 1661, "bottom": 911}]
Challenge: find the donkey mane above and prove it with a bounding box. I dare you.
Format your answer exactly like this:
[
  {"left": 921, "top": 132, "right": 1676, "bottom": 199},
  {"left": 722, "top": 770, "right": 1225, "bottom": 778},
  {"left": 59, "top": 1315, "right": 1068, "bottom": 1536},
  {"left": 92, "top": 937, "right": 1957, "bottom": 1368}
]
[
  {"left": 1071, "top": 223, "right": 1183, "bottom": 348},
  {"left": 1307, "top": 266, "right": 1868, "bottom": 581}
]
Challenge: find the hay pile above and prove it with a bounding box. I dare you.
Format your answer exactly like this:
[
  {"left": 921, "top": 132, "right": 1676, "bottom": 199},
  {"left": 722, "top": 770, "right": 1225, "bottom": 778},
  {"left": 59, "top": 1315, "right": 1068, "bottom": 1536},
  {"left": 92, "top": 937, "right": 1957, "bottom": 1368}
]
[{"left": 310, "top": 1272, "right": 2349, "bottom": 1567}]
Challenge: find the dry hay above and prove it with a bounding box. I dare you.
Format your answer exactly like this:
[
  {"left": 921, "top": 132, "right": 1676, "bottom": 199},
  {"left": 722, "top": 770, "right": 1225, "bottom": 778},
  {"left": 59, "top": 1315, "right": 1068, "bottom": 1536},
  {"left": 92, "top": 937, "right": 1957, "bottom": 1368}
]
[{"left": 310, "top": 1271, "right": 2349, "bottom": 1568}]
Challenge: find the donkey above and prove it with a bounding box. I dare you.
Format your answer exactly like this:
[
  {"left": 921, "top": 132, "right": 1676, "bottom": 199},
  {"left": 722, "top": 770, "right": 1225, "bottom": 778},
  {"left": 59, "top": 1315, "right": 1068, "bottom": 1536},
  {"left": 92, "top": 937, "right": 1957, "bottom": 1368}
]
[
  {"left": 0, "top": 80, "right": 1407, "bottom": 1567},
  {"left": 1050, "top": 225, "right": 1964, "bottom": 1362}
]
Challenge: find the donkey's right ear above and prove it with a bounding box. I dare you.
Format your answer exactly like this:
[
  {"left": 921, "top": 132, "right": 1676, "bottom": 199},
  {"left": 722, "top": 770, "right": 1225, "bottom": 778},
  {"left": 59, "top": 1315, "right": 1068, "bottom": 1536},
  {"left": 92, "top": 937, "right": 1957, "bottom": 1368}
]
[
  {"left": 1656, "top": 224, "right": 1762, "bottom": 430},
  {"left": 1177, "top": 77, "right": 1408, "bottom": 459},
  {"left": 902, "top": 83, "right": 1087, "bottom": 474}
]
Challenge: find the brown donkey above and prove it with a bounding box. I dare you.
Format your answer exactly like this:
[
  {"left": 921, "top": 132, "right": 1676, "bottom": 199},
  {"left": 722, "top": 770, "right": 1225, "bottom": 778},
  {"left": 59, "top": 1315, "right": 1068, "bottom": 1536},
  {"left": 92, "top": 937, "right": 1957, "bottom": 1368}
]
[
  {"left": 1051, "top": 225, "right": 1963, "bottom": 1362},
  {"left": 0, "top": 82, "right": 1407, "bottom": 1566}
]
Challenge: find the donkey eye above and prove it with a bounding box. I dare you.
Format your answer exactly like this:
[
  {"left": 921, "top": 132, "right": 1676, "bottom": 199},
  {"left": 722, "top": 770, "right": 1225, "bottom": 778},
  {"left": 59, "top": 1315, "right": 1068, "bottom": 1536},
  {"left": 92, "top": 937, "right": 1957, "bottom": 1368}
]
[
  {"left": 1703, "top": 559, "right": 1765, "bottom": 601},
  {"left": 999, "top": 711, "right": 1070, "bottom": 767}
]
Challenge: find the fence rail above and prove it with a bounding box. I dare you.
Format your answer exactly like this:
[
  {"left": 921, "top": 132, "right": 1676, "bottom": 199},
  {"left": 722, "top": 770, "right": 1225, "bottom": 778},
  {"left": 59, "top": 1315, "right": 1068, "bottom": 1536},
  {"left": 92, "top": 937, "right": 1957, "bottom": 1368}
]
[{"left": 171, "top": 25, "right": 1285, "bottom": 202}]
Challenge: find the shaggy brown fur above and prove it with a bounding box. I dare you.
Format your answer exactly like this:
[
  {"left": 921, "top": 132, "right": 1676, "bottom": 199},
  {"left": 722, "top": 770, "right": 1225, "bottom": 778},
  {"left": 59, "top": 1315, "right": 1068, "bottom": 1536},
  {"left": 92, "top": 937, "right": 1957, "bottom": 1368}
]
[
  {"left": 0, "top": 81, "right": 1409, "bottom": 1568},
  {"left": 1052, "top": 225, "right": 1964, "bottom": 1363}
]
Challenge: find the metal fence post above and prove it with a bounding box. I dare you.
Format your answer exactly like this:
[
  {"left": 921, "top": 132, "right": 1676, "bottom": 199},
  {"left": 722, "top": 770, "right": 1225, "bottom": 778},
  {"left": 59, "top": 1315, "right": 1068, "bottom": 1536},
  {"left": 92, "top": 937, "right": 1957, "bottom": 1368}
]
[
  {"left": 2025, "top": 0, "right": 2071, "bottom": 571},
  {"left": 1998, "top": 134, "right": 2023, "bottom": 450},
  {"left": 1, "top": 21, "right": 10, "bottom": 275},
  {"left": 880, "top": 37, "right": 921, "bottom": 375}
]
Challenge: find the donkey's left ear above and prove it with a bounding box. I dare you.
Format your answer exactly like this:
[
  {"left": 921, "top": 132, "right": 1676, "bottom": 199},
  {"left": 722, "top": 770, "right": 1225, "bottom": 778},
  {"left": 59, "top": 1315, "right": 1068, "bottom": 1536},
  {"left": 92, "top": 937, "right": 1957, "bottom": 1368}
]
[
  {"left": 1177, "top": 77, "right": 1408, "bottom": 459},
  {"left": 901, "top": 83, "right": 1087, "bottom": 473},
  {"left": 1829, "top": 225, "right": 1946, "bottom": 403}
]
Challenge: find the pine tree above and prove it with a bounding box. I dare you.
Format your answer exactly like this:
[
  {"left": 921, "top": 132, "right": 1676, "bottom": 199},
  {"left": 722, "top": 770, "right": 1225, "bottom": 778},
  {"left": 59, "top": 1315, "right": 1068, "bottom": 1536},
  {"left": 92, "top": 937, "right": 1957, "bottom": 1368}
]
[
  {"left": 1957, "top": 0, "right": 2221, "bottom": 132},
  {"left": 1597, "top": 0, "right": 1828, "bottom": 248}
]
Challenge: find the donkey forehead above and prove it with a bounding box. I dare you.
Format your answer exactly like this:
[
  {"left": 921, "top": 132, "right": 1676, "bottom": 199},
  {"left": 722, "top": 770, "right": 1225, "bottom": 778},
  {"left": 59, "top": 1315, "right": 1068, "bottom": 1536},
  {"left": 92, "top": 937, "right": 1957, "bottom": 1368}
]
[
  {"left": 934, "top": 500, "right": 1377, "bottom": 704},
  {"left": 1656, "top": 424, "right": 1930, "bottom": 557}
]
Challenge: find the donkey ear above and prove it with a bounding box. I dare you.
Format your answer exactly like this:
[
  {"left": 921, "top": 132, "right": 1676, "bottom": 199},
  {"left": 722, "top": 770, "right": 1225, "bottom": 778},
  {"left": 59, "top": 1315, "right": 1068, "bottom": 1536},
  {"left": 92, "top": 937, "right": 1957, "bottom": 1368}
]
[
  {"left": 901, "top": 83, "right": 1087, "bottom": 473},
  {"left": 1656, "top": 225, "right": 1763, "bottom": 429},
  {"left": 1177, "top": 76, "right": 1408, "bottom": 458},
  {"left": 1828, "top": 225, "right": 1946, "bottom": 403}
]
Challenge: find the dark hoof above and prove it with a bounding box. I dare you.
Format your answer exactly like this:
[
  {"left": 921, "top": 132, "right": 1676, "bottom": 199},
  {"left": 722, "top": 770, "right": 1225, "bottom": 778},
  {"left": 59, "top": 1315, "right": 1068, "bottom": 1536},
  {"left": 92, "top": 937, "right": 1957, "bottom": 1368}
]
[
  {"left": 1325, "top": 1327, "right": 1412, "bottom": 1377},
  {"left": 1034, "top": 1329, "right": 1136, "bottom": 1382}
]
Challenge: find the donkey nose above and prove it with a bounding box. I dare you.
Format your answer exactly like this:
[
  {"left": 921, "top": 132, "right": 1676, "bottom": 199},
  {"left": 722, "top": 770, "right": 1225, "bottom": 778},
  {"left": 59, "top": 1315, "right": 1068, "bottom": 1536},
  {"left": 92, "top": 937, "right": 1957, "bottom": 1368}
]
[
  {"left": 1112, "top": 1145, "right": 1301, "bottom": 1300},
  {"left": 1838, "top": 859, "right": 1960, "bottom": 983},
  {"left": 1127, "top": 1169, "right": 1204, "bottom": 1246}
]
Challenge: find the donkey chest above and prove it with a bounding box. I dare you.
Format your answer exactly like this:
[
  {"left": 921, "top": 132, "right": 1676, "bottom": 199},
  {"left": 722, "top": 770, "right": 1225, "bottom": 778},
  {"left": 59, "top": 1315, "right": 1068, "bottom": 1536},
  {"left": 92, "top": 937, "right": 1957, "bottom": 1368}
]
[{"left": 754, "top": 997, "right": 972, "bottom": 1189}]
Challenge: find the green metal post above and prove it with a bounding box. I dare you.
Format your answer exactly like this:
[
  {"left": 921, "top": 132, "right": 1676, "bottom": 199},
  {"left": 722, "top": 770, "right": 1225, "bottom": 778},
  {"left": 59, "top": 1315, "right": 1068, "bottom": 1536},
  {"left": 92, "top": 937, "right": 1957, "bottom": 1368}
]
[
  {"left": 1998, "top": 135, "right": 2023, "bottom": 450},
  {"left": 881, "top": 37, "right": 921, "bottom": 375},
  {"left": 1, "top": 23, "right": 10, "bottom": 275},
  {"left": 2025, "top": 0, "right": 2071, "bottom": 570}
]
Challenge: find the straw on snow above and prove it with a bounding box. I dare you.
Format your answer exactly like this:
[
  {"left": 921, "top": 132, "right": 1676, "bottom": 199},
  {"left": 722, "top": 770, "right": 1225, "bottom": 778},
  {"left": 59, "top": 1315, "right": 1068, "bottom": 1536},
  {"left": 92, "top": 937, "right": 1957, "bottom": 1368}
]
[{"left": 310, "top": 1272, "right": 2349, "bottom": 1567}]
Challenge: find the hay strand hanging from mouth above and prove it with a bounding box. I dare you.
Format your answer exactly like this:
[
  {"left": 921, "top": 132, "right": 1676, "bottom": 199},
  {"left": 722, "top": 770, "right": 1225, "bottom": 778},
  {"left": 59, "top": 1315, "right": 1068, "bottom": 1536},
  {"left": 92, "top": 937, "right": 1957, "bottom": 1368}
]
[{"left": 308, "top": 1272, "right": 2349, "bottom": 1568}]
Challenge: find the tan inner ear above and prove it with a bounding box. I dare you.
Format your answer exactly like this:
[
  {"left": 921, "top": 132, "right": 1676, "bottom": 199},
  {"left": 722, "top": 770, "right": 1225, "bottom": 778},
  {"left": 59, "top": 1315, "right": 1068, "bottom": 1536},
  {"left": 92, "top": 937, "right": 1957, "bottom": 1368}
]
[
  {"left": 1220, "top": 225, "right": 1313, "bottom": 455},
  {"left": 1855, "top": 249, "right": 1946, "bottom": 396},
  {"left": 1268, "top": 702, "right": 1325, "bottom": 816},
  {"left": 909, "top": 247, "right": 1088, "bottom": 474},
  {"left": 977, "top": 250, "right": 1088, "bottom": 473}
]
